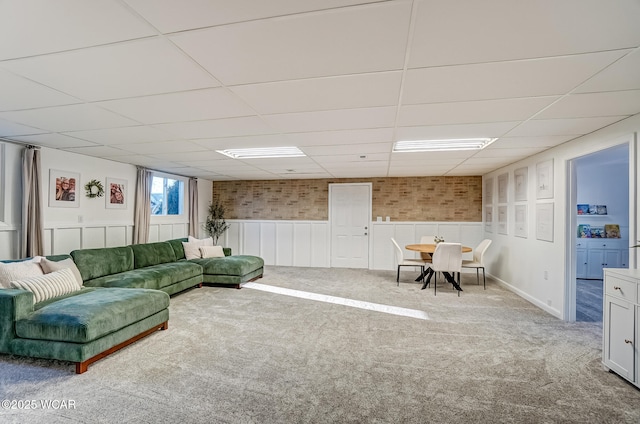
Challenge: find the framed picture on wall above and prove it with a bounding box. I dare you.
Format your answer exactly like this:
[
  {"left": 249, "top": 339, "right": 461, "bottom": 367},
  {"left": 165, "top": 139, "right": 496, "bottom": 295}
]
[
  {"left": 536, "top": 202, "right": 554, "bottom": 242},
  {"left": 485, "top": 177, "right": 494, "bottom": 204},
  {"left": 497, "top": 173, "right": 508, "bottom": 204},
  {"left": 485, "top": 205, "right": 493, "bottom": 232},
  {"left": 536, "top": 159, "right": 554, "bottom": 199},
  {"left": 514, "top": 204, "right": 528, "bottom": 238},
  {"left": 498, "top": 205, "right": 508, "bottom": 234},
  {"left": 106, "top": 178, "right": 127, "bottom": 209},
  {"left": 49, "top": 169, "right": 80, "bottom": 208},
  {"left": 514, "top": 167, "right": 528, "bottom": 202}
]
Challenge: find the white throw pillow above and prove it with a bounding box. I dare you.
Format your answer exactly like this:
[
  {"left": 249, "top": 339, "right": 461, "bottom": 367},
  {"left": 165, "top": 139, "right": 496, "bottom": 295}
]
[
  {"left": 0, "top": 260, "right": 45, "bottom": 289},
  {"left": 39, "top": 257, "right": 84, "bottom": 287},
  {"left": 199, "top": 246, "right": 225, "bottom": 258},
  {"left": 183, "top": 236, "right": 215, "bottom": 260},
  {"left": 188, "top": 236, "right": 213, "bottom": 246},
  {"left": 10, "top": 268, "right": 81, "bottom": 304}
]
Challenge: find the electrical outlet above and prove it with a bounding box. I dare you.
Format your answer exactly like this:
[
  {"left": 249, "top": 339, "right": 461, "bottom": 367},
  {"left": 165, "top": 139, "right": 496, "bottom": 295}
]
[
  {"left": 78, "top": 215, "right": 83, "bottom": 223},
  {"left": 547, "top": 300, "right": 552, "bottom": 306},
  {"left": 544, "top": 270, "right": 548, "bottom": 280}
]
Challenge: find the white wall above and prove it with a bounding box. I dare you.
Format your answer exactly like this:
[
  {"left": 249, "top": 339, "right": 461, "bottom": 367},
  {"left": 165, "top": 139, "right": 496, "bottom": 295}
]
[
  {"left": 482, "top": 114, "right": 639, "bottom": 319},
  {"left": 0, "top": 142, "right": 212, "bottom": 258}
]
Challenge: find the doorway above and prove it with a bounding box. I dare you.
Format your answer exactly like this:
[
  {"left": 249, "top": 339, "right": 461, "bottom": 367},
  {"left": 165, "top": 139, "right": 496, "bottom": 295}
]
[
  {"left": 568, "top": 144, "right": 630, "bottom": 323},
  {"left": 329, "top": 183, "right": 371, "bottom": 268}
]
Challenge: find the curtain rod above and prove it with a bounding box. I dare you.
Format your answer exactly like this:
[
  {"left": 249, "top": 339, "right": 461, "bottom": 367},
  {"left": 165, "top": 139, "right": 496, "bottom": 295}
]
[
  {"left": 138, "top": 166, "right": 196, "bottom": 180},
  {"left": 0, "top": 138, "right": 40, "bottom": 149}
]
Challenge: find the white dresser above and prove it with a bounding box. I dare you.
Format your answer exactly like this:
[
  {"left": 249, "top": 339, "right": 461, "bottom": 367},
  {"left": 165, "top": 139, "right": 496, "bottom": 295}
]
[{"left": 603, "top": 268, "right": 639, "bottom": 388}]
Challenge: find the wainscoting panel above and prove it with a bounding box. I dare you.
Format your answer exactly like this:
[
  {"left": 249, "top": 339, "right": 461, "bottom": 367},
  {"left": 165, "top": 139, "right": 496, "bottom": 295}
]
[
  {"left": 106, "top": 226, "right": 128, "bottom": 247},
  {"left": 54, "top": 228, "right": 82, "bottom": 255},
  {"left": 223, "top": 220, "right": 481, "bottom": 270},
  {"left": 275, "top": 223, "right": 294, "bottom": 266},
  {"left": 0, "top": 228, "right": 19, "bottom": 259},
  {"left": 82, "top": 227, "right": 106, "bottom": 249},
  {"left": 293, "top": 224, "right": 312, "bottom": 267},
  {"left": 158, "top": 224, "right": 174, "bottom": 242},
  {"left": 259, "top": 223, "right": 276, "bottom": 265}
]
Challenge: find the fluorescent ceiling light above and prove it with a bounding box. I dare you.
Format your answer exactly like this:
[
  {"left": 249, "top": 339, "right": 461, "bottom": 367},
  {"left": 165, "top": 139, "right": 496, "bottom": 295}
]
[
  {"left": 393, "top": 138, "right": 497, "bottom": 152},
  {"left": 216, "top": 146, "right": 306, "bottom": 159}
]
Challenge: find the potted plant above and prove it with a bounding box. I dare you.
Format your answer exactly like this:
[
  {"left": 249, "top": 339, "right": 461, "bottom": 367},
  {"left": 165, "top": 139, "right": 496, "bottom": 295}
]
[{"left": 204, "top": 201, "right": 230, "bottom": 245}]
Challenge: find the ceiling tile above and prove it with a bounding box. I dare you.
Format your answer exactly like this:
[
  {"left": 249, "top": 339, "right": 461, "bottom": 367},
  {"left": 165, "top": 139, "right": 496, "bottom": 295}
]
[
  {"left": 62, "top": 126, "right": 176, "bottom": 145},
  {"left": 403, "top": 51, "right": 628, "bottom": 104},
  {"left": 0, "top": 118, "right": 46, "bottom": 137},
  {"left": 472, "top": 147, "right": 549, "bottom": 158},
  {"left": 505, "top": 116, "right": 629, "bottom": 137},
  {"left": 192, "top": 135, "right": 291, "bottom": 150},
  {"left": 3, "top": 38, "right": 220, "bottom": 101},
  {"left": 490, "top": 135, "right": 575, "bottom": 149},
  {"left": 574, "top": 48, "right": 640, "bottom": 93},
  {"left": 535, "top": 90, "right": 640, "bottom": 119},
  {"left": 395, "top": 122, "right": 520, "bottom": 141},
  {"left": 287, "top": 129, "right": 394, "bottom": 147},
  {"left": 155, "top": 116, "right": 277, "bottom": 139},
  {"left": 98, "top": 88, "right": 256, "bottom": 124},
  {"left": 110, "top": 141, "right": 207, "bottom": 154},
  {"left": 9, "top": 133, "right": 98, "bottom": 149},
  {"left": 231, "top": 72, "right": 402, "bottom": 114},
  {"left": 0, "top": 104, "right": 137, "bottom": 132},
  {"left": 409, "top": 0, "right": 640, "bottom": 68},
  {"left": 264, "top": 107, "right": 397, "bottom": 133},
  {"left": 0, "top": 0, "right": 156, "bottom": 60},
  {"left": 170, "top": 2, "right": 411, "bottom": 85},
  {"left": 398, "top": 97, "right": 558, "bottom": 127},
  {"left": 126, "top": 0, "right": 381, "bottom": 33},
  {"left": 62, "top": 145, "right": 131, "bottom": 157},
  {"left": 312, "top": 153, "right": 389, "bottom": 164},
  {"left": 0, "top": 69, "right": 80, "bottom": 111},
  {"left": 301, "top": 143, "right": 392, "bottom": 156},
  {"left": 149, "top": 151, "right": 227, "bottom": 162}
]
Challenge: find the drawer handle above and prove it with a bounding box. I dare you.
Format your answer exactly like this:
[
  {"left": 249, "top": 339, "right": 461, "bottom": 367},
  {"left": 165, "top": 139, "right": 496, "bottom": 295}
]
[
  {"left": 625, "top": 339, "right": 633, "bottom": 344},
  {"left": 613, "top": 286, "right": 621, "bottom": 290}
]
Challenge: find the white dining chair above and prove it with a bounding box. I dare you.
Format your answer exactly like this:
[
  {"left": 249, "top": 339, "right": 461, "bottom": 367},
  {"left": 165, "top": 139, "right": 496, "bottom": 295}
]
[
  {"left": 462, "top": 239, "right": 492, "bottom": 289},
  {"left": 391, "top": 238, "right": 429, "bottom": 285},
  {"left": 422, "top": 242, "right": 463, "bottom": 296}
]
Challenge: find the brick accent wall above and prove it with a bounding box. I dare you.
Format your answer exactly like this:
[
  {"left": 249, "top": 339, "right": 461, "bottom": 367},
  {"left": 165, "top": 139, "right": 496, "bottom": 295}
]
[{"left": 212, "top": 176, "right": 482, "bottom": 221}]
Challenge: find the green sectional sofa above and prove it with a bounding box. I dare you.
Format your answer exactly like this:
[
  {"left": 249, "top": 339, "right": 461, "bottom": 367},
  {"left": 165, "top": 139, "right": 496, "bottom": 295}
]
[
  {"left": 0, "top": 256, "right": 169, "bottom": 374},
  {"left": 0, "top": 240, "right": 264, "bottom": 373}
]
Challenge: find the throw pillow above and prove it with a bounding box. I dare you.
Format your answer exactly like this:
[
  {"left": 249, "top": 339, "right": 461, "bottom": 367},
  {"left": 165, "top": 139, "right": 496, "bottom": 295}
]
[
  {"left": 199, "top": 245, "right": 225, "bottom": 258},
  {"left": 183, "top": 236, "right": 215, "bottom": 259},
  {"left": 40, "top": 257, "right": 84, "bottom": 287},
  {"left": 188, "top": 236, "right": 213, "bottom": 246},
  {"left": 0, "top": 260, "right": 45, "bottom": 289},
  {"left": 10, "top": 268, "right": 81, "bottom": 304}
]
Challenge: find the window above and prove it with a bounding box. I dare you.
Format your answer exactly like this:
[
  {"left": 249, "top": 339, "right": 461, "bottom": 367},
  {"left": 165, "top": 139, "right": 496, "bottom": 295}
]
[{"left": 151, "top": 176, "right": 184, "bottom": 216}]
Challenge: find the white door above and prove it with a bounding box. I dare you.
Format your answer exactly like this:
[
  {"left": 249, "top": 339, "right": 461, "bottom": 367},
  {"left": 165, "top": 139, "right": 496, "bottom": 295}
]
[{"left": 330, "top": 184, "right": 371, "bottom": 268}]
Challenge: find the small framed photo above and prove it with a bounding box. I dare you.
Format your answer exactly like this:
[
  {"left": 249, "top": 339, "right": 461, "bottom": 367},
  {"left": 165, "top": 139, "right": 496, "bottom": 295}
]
[
  {"left": 49, "top": 169, "right": 80, "bottom": 208},
  {"left": 514, "top": 167, "right": 528, "bottom": 202},
  {"left": 497, "top": 173, "right": 508, "bottom": 204},
  {"left": 106, "top": 178, "right": 127, "bottom": 209},
  {"left": 536, "top": 159, "right": 554, "bottom": 199}
]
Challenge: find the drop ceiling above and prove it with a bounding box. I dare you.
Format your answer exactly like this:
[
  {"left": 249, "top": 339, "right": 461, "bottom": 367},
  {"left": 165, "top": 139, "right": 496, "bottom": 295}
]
[{"left": 1, "top": 0, "right": 639, "bottom": 180}]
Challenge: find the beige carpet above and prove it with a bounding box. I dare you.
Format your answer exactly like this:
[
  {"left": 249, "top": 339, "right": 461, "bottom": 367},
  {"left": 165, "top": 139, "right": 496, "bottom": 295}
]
[{"left": 1, "top": 266, "right": 639, "bottom": 423}]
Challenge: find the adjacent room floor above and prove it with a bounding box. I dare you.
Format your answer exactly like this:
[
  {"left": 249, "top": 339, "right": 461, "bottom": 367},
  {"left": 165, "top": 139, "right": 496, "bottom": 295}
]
[{"left": 576, "top": 278, "right": 603, "bottom": 323}]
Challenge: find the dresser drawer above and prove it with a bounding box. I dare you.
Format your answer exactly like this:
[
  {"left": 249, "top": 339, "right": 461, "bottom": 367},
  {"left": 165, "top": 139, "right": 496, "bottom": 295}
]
[{"left": 605, "top": 274, "right": 637, "bottom": 303}]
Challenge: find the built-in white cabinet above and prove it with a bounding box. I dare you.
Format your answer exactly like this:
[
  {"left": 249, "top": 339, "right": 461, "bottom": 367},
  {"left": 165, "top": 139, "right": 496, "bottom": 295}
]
[
  {"left": 576, "top": 239, "right": 629, "bottom": 279},
  {"left": 602, "top": 268, "right": 638, "bottom": 388}
]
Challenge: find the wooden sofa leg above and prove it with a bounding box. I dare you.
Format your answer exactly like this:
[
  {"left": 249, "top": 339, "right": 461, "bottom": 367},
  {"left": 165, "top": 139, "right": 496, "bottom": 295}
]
[
  {"left": 198, "top": 283, "right": 203, "bottom": 288},
  {"left": 74, "top": 321, "right": 168, "bottom": 374}
]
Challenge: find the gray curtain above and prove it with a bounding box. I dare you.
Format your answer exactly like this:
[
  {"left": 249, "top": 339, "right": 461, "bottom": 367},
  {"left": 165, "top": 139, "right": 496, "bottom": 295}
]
[
  {"left": 21, "top": 146, "right": 44, "bottom": 257},
  {"left": 188, "top": 178, "right": 199, "bottom": 237},
  {"left": 133, "top": 167, "right": 153, "bottom": 244}
]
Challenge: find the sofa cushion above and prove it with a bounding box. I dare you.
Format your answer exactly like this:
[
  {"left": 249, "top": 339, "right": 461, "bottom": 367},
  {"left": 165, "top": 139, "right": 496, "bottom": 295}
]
[
  {"left": 0, "top": 259, "right": 44, "bottom": 289},
  {"left": 40, "top": 257, "right": 83, "bottom": 287},
  {"left": 71, "top": 246, "right": 134, "bottom": 281},
  {"left": 11, "top": 268, "right": 81, "bottom": 304},
  {"left": 131, "top": 242, "right": 177, "bottom": 269},
  {"left": 191, "top": 255, "right": 264, "bottom": 277},
  {"left": 15, "top": 288, "right": 169, "bottom": 343},
  {"left": 83, "top": 261, "right": 202, "bottom": 291}
]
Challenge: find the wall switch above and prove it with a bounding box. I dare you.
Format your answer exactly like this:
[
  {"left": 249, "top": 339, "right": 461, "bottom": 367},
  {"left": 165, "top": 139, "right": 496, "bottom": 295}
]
[
  {"left": 544, "top": 271, "right": 548, "bottom": 280},
  {"left": 78, "top": 215, "right": 83, "bottom": 223}
]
